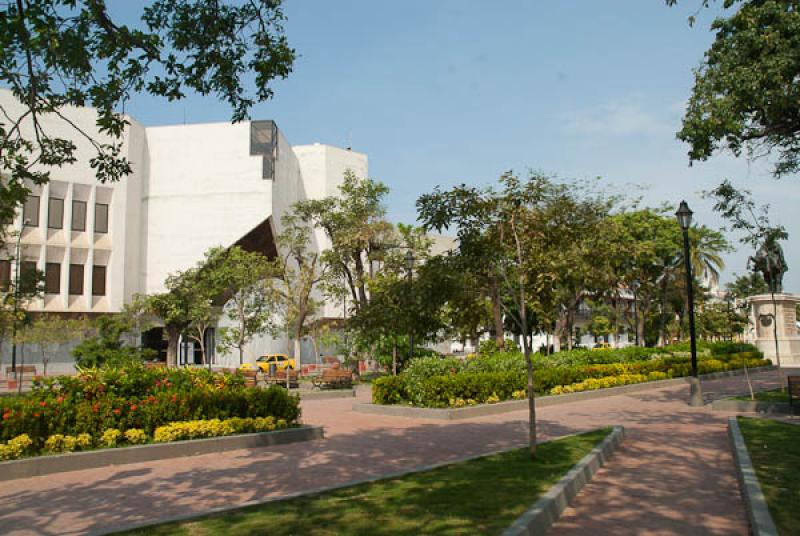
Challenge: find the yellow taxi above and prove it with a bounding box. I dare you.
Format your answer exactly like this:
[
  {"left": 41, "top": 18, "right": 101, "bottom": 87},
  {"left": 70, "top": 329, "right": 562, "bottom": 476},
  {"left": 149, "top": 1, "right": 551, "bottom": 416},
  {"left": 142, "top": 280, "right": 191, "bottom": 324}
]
[
  {"left": 240, "top": 354, "right": 296, "bottom": 373},
  {"left": 591, "top": 342, "right": 612, "bottom": 351}
]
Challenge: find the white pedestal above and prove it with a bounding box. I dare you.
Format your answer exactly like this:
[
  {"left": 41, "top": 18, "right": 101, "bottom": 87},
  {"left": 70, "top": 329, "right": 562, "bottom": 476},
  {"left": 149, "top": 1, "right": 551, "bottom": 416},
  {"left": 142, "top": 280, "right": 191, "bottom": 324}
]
[{"left": 748, "top": 293, "right": 800, "bottom": 367}]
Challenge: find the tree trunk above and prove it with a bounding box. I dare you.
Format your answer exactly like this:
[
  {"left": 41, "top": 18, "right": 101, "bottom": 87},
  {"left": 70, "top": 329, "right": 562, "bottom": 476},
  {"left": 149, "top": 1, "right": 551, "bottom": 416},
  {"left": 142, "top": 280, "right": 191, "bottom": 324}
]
[
  {"left": 166, "top": 326, "right": 180, "bottom": 367},
  {"left": 489, "top": 273, "right": 504, "bottom": 349},
  {"left": 392, "top": 337, "right": 397, "bottom": 376}
]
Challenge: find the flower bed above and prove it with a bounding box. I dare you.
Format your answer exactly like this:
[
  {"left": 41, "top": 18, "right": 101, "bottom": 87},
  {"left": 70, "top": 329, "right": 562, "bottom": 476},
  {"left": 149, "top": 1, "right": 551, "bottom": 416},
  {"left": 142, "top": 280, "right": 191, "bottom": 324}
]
[
  {"left": 373, "top": 344, "right": 768, "bottom": 408},
  {"left": 0, "top": 365, "right": 300, "bottom": 459}
]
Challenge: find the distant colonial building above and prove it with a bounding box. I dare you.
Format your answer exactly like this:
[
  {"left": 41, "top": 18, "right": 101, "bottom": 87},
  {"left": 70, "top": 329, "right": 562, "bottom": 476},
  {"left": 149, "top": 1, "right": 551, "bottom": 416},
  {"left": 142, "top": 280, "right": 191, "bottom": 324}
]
[{"left": 0, "top": 89, "right": 366, "bottom": 371}]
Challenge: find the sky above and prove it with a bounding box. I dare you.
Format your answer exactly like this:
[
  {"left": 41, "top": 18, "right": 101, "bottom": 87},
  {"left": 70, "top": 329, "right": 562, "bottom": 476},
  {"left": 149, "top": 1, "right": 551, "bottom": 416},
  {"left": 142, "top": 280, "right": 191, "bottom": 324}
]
[{"left": 115, "top": 1, "right": 799, "bottom": 292}]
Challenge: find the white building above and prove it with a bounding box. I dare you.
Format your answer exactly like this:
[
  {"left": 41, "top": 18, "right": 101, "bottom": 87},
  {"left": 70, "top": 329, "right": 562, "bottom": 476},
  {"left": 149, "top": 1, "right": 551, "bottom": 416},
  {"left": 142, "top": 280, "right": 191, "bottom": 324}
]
[{"left": 0, "top": 89, "right": 366, "bottom": 371}]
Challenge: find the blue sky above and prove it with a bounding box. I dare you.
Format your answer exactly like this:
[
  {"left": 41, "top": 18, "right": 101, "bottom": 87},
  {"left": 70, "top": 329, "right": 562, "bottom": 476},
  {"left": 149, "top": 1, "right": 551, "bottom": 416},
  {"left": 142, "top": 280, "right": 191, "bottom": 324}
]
[{"left": 116, "top": 1, "right": 799, "bottom": 292}]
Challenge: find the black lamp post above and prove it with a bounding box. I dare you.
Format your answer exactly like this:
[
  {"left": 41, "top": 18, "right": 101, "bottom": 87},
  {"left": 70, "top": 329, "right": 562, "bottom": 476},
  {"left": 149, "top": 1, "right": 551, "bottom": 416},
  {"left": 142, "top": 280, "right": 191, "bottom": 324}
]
[
  {"left": 10, "top": 221, "right": 28, "bottom": 378},
  {"left": 631, "top": 279, "right": 640, "bottom": 347},
  {"left": 676, "top": 201, "right": 703, "bottom": 407},
  {"left": 405, "top": 250, "right": 415, "bottom": 361}
]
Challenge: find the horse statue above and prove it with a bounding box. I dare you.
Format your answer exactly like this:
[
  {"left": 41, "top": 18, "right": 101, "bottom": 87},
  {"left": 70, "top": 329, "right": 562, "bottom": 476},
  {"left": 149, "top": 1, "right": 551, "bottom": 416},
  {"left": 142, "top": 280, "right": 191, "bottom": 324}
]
[{"left": 748, "top": 235, "right": 788, "bottom": 294}]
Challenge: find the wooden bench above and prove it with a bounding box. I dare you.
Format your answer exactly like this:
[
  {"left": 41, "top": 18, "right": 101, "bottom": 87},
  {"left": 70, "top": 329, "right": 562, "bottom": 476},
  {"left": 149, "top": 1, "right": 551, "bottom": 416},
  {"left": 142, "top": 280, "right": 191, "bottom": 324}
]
[
  {"left": 265, "top": 369, "right": 299, "bottom": 389},
  {"left": 5, "top": 365, "right": 37, "bottom": 377},
  {"left": 312, "top": 368, "right": 352, "bottom": 390},
  {"left": 788, "top": 375, "right": 800, "bottom": 409}
]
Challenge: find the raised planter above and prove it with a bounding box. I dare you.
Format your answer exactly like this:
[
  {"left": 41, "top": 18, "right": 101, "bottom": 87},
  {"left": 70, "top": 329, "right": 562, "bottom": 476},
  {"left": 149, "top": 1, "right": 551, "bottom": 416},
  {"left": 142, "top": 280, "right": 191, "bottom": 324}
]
[
  {"left": 298, "top": 389, "right": 356, "bottom": 400},
  {"left": 355, "top": 366, "right": 776, "bottom": 420},
  {"left": 0, "top": 425, "right": 324, "bottom": 482},
  {"left": 728, "top": 417, "right": 779, "bottom": 536},
  {"left": 712, "top": 398, "right": 793, "bottom": 415},
  {"left": 504, "top": 426, "right": 625, "bottom": 536}
]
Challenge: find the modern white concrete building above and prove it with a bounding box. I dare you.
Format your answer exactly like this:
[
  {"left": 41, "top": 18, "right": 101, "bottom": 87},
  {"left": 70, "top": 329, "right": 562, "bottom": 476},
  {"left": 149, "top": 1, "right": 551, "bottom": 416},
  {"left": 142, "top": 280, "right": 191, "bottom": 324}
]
[{"left": 0, "top": 89, "right": 367, "bottom": 370}]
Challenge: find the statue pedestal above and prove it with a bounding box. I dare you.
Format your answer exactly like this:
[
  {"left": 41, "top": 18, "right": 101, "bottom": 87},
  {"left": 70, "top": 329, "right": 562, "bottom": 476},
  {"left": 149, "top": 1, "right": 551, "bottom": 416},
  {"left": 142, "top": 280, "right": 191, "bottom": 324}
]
[{"left": 748, "top": 293, "right": 800, "bottom": 367}]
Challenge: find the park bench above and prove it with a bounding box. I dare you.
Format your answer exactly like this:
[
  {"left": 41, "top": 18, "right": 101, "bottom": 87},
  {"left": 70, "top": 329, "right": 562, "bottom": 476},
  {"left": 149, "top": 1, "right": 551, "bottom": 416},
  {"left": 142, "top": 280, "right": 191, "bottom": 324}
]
[
  {"left": 5, "top": 365, "right": 37, "bottom": 377},
  {"left": 788, "top": 376, "right": 800, "bottom": 409},
  {"left": 265, "top": 369, "right": 299, "bottom": 389},
  {"left": 311, "top": 368, "right": 352, "bottom": 390},
  {"left": 241, "top": 370, "right": 258, "bottom": 387}
]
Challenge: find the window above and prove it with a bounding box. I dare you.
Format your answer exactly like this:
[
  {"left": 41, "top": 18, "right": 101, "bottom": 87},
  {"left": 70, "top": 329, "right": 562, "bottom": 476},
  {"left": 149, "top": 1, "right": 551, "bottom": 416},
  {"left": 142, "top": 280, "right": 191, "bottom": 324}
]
[
  {"left": 95, "top": 203, "right": 109, "bottom": 233},
  {"left": 45, "top": 263, "right": 60, "bottom": 294},
  {"left": 20, "top": 261, "right": 38, "bottom": 294},
  {"left": 0, "top": 260, "right": 10, "bottom": 291},
  {"left": 69, "top": 264, "right": 84, "bottom": 295},
  {"left": 23, "top": 196, "right": 39, "bottom": 227},
  {"left": 92, "top": 265, "right": 106, "bottom": 296},
  {"left": 71, "top": 200, "right": 87, "bottom": 231},
  {"left": 48, "top": 198, "right": 64, "bottom": 229}
]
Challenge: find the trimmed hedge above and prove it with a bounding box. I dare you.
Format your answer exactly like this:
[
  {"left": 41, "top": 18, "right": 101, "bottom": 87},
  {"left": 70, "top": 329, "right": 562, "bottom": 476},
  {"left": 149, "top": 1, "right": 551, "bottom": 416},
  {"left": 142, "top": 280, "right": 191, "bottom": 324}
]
[
  {"left": 0, "top": 365, "right": 301, "bottom": 451},
  {"left": 373, "top": 345, "right": 768, "bottom": 408}
]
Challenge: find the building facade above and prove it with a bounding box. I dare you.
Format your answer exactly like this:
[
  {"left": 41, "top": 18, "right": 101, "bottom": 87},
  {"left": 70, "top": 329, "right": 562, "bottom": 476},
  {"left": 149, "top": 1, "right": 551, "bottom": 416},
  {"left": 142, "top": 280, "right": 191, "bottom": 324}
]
[{"left": 0, "top": 89, "right": 366, "bottom": 371}]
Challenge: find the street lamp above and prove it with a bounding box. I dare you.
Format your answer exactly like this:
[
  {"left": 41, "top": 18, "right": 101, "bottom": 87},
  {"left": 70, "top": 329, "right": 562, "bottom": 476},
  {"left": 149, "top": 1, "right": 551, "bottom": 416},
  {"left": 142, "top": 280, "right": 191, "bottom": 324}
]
[
  {"left": 10, "top": 219, "right": 29, "bottom": 378},
  {"left": 631, "top": 279, "right": 640, "bottom": 347},
  {"left": 405, "top": 250, "right": 415, "bottom": 361},
  {"left": 676, "top": 200, "right": 703, "bottom": 407}
]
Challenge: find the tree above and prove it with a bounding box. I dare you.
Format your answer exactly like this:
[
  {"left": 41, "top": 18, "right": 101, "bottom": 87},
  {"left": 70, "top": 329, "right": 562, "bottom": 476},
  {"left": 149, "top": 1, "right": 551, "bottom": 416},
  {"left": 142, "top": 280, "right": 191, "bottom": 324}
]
[
  {"left": 294, "top": 171, "right": 394, "bottom": 315},
  {"left": 22, "top": 315, "right": 80, "bottom": 375},
  {"left": 272, "top": 214, "right": 329, "bottom": 373},
  {"left": 670, "top": 0, "right": 800, "bottom": 176},
  {"left": 0, "top": 0, "right": 295, "bottom": 224},
  {"left": 217, "top": 246, "right": 279, "bottom": 365},
  {"left": 725, "top": 271, "right": 769, "bottom": 300},
  {"left": 72, "top": 314, "right": 154, "bottom": 368}
]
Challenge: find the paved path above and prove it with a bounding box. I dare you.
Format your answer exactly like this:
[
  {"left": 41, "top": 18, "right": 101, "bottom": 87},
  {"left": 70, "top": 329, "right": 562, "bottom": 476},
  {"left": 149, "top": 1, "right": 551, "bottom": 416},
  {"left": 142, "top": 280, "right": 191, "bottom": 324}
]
[{"left": 0, "top": 372, "right": 782, "bottom": 536}]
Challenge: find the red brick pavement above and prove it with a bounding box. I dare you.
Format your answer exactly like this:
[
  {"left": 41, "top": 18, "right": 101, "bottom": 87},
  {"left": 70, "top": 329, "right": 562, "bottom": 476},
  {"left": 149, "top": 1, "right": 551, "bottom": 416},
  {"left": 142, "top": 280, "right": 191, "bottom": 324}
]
[{"left": 0, "top": 372, "right": 782, "bottom": 535}]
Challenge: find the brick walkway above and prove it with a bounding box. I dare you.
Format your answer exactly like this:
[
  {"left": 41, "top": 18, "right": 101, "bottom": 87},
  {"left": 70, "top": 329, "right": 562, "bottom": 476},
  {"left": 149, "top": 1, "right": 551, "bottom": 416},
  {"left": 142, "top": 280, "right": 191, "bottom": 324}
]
[{"left": 0, "top": 371, "right": 781, "bottom": 536}]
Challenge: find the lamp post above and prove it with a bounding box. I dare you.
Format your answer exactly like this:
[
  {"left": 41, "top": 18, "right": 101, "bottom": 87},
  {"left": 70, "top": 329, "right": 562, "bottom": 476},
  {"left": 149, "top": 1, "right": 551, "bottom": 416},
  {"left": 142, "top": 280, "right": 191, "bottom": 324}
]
[
  {"left": 631, "top": 279, "right": 640, "bottom": 347},
  {"left": 676, "top": 201, "right": 703, "bottom": 407},
  {"left": 10, "top": 221, "right": 28, "bottom": 378},
  {"left": 405, "top": 250, "right": 415, "bottom": 361}
]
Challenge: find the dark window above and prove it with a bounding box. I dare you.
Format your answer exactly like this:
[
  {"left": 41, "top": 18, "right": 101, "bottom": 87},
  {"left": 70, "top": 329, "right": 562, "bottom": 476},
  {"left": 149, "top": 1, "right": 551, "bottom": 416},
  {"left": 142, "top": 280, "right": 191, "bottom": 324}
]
[
  {"left": 71, "top": 200, "right": 87, "bottom": 231},
  {"left": 0, "top": 260, "right": 10, "bottom": 291},
  {"left": 95, "top": 203, "right": 109, "bottom": 233},
  {"left": 23, "top": 196, "right": 39, "bottom": 227},
  {"left": 48, "top": 198, "right": 64, "bottom": 229},
  {"left": 69, "top": 264, "right": 84, "bottom": 295},
  {"left": 45, "top": 263, "right": 60, "bottom": 294},
  {"left": 20, "top": 261, "right": 38, "bottom": 294},
  {"left": 92, "top": 265, "right": 106, "bottom": 296}
]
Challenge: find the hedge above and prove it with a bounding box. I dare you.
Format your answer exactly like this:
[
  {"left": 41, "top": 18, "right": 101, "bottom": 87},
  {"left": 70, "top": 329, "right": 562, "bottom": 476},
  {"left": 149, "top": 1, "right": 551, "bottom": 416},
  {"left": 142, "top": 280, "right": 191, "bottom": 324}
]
[
  {"left": 373, "top": 347, "right": 768, "bottom": 408},
  {"left": 0, "top": 365, "right": 301, "bottom": 451}
]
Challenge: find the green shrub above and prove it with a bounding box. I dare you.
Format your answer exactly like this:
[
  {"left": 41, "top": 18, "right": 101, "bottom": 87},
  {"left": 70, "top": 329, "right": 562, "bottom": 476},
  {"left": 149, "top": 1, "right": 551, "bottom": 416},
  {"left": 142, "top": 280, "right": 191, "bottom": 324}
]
[{"left": 0, "top": 365, "right": 301, "bottom": 453}]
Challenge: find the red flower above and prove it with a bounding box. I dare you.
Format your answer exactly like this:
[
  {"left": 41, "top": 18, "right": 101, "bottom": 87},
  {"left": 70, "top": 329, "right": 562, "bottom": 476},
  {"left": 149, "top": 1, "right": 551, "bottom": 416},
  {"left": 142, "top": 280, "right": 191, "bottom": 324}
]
[
  {"left": 39, "top": 401, "right": 47, "bottom": 408},
  {"left": 2, "top": 412, "right": 11, "bottom": 420},
  {"left": 92, "top": 403, "right": 100, "bottom": 413},
  {"left": 148, "top": 396, "right": 156, "bottom": 403},
  {"left": 113, "top": 408, "right": 121, "bottom": 416},
  {"left": 56, "top": 396, "right": 65, "bottom": 404},
  {"left": 33, "top": 412, "right": 40, "bottom": 418},
  {"left": 170, "top": 394, "right": 177, "bottom": 403},
  {"left": 130, "top": 404, "right": 138, "bottom": 411}
]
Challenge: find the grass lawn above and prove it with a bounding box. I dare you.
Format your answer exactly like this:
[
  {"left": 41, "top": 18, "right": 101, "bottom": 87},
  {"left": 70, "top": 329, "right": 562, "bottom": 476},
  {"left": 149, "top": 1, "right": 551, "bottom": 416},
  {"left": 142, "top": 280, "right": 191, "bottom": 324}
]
[
  {"left": 737, "top": 417, "right": 800, "bottom": 535},
  {"left": 734, "top": 389, "right": 789, "bottom": 403},
  {"left": 121, "top": 428, "right": 612, "bottom": 536}
]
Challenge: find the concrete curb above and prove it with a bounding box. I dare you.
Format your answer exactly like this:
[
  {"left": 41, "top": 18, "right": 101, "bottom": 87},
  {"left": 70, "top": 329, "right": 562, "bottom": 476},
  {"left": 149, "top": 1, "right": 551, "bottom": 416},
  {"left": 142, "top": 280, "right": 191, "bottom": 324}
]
[
  {"left": 298, "top": 389, "right": 355, "bottom": 400},
  {"left": 503, "top": 425, "right": 625, "bottom": 536},
  {"left": 728, "top": 417, "right": 779, "bottom": 536},
  {"left": 0, "top": 425, "right": 324, "bottom": 482},
  {"left": 91, "top": 427, "right": 620, "bottom": 536},
  {"left": 712, "top": 399, "right": 793, "bottom": 415},
  {"left": 355, "top": 366, "right": 776, "bottom": 420}
]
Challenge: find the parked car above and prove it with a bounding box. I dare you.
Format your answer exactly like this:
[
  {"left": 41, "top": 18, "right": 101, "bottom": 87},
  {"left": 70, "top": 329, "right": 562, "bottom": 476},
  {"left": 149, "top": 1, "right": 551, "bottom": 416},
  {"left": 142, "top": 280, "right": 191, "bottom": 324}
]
[
  {"left": 240, "top": 354, "right": 296, "bottom": 374},
  {"left": 592, "top": 342, "right": 612, "bottom": 351}
]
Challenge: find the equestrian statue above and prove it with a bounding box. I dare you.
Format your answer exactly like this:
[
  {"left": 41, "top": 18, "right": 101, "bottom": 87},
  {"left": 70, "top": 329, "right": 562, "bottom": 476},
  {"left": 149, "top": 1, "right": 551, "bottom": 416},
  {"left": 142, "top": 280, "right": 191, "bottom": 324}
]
[{"left": 748, "top": 234, "right": 788, "bottom": 294}]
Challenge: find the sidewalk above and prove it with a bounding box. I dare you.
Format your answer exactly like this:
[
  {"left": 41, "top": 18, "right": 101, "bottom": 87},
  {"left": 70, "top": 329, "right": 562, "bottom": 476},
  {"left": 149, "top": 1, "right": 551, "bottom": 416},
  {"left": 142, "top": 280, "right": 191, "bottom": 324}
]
[{"left": 0, "top": 371, "right": 781, "bottom": 535}]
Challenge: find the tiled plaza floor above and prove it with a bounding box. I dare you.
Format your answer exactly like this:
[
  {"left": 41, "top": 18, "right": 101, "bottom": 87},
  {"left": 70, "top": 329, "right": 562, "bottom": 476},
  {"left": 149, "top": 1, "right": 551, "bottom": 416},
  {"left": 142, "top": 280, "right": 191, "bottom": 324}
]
[{"left": 0, "top": 371, "right": 781, "bottom": 535}]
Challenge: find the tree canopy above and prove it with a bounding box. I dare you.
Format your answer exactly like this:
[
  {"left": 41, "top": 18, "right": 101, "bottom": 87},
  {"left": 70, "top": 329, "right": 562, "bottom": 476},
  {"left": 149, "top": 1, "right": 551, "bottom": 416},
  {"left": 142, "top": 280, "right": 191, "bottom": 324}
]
[
  {"left": 670, "top": 0, "right": 800, "bottom": 176},
  {"left": 0, "top": 0, "right": 294, "bottom": 222}
]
